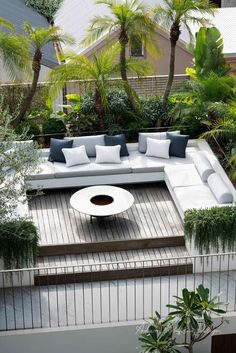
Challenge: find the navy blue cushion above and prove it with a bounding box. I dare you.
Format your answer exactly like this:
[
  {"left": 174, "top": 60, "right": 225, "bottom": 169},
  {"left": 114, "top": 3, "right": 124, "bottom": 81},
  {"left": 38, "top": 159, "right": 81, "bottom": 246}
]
[
  {"left": 49, "top": 138, "right": 73, "bottom": 163},
  {"left": 104, "top": 134, "right": 129, "bottom": 157},
  {"left": 166, "top": 132, "right": 189, "bottom": 158}
]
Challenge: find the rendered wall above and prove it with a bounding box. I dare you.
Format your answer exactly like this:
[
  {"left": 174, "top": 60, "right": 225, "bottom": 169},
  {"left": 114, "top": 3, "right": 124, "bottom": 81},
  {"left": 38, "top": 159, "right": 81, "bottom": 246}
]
[{"left": 1, "top": 314, "right": 236, "bottom": 353}]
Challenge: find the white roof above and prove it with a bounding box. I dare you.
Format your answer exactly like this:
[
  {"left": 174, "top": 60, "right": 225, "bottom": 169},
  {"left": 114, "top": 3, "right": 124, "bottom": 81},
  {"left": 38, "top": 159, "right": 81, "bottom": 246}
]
[{"left": 55, "top": 2, "right": 236, "bottom": 56}]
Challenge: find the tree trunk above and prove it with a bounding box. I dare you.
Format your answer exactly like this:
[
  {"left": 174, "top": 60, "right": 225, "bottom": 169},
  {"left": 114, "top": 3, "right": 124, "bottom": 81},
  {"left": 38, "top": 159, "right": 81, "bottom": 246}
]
[
  {"left": 94, "top": 89, "right": 105, "bottom": 131},
  {"left": 162, "top": 21, "right": 180, "bottom": 107},
  {"left": 119, "top": 30, "right": 139, "bottom": 113},
  {"left": 14, "top": 49, "right": 42, "bottom": 127}
]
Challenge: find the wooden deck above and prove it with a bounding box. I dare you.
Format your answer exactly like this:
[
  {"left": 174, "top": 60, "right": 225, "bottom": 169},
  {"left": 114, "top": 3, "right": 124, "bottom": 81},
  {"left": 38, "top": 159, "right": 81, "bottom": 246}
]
[{"left": 29, "top": 183, "right": 184, "bottom": 256}]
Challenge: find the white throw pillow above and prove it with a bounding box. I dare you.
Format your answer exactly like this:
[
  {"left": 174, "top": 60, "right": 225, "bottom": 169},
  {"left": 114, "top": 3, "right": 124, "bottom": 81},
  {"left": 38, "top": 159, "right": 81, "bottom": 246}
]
[
  {"left": 62, "top": 145, "right": 90, "bottom": 167},
  {"left": 145, "top": 137, "right": 171, "bottom": 159},
  {"left": 95, "top": 145, "right": 121, "bottom": 164}
]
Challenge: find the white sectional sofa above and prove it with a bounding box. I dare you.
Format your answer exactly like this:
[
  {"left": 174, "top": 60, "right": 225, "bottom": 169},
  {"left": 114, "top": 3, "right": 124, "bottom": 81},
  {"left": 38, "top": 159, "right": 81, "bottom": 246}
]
[{"left": 28, "top": 137, "right": 236, "bottom": 220}]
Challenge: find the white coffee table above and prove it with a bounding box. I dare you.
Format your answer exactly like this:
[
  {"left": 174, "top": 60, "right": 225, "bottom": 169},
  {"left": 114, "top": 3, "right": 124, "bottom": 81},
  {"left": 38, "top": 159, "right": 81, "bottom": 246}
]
[{"left": 70, "top": 185, "right": 134, "bottom": 222}]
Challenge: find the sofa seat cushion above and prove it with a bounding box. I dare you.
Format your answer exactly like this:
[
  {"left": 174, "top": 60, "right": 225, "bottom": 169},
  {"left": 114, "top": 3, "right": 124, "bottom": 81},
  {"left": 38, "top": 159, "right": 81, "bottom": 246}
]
[
  {"left": 174, "top": 185, "right": 218, "bottom": 213},
  {"left": 165, "top": 164, "right": 203, "bottom": 188},
  {"left": 29, "top": 160, "right": 55, "bottom": 180},
  {"left": 53, "top": 157, "right": 131, "bottom": 178},
  {"left": 129, "top": 150, "right": 193, "bottom": 173}
]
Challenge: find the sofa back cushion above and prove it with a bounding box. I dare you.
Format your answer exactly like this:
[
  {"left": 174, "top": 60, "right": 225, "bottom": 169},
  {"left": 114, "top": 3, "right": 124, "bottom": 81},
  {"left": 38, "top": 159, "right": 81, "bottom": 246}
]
[
  {"left": 105, "top": 134, "right": 129, "bottom": 156},
  {"left": 138, "top": 131, "right": 180, "bottom": 153},
  {"left": 49, "top": 138, "right": 73, "bottom": 163},
  {"left": 64, "top": 135, "right": 105, "bottom": 157},
  {"left": 167, "top": 132, "right": 189, "bottom": 158},
  {"left": 208, "top": 173, "right": 233, "bottom": 204},
  {"left": 192, "top": 152, "right": 214, "bottom": 181}
]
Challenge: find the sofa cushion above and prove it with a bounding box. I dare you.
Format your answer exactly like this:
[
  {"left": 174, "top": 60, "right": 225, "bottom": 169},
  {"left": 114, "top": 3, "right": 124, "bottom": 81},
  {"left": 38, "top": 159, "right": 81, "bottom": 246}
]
[
  {"left": 138, "top": 131, "right": 180, "bottom": 153},
  {"left": 174, "top": 185, "right": 218, "bottom": 213},
  {"left": 49, "top": 138, "right": 73, "bottom": 163},
  {"left": 62, "top": 145, "right": 90, "bottom": 167},
  {"left": 165, "top": 164, "right": 203, "bottom": 188},
  {"left": 208, "top": 173, "right": 233, "bottom": 204},
  {"left": 167, "top": 132, "right": 189, "bottom": 158},
  {"left": 105, "top": 134, "right": 129, "bottom": 157},
  {"left": 146, "top": 138, "right": 171, "bottom": 159},
  {"left": 129, "top": 150, "right": 193, "bottom": 173},
  {"left": 29, "top": 160, "right": 55, "bottom": 180},
  {"left": 192, "top": 151, "right": 214, "bottom": 181},
  {"left": 64, "top": 135, "right": 105, "bottom": 157},
  {"left": 53, "top": 157, "right": 131, "bottom": 178}
]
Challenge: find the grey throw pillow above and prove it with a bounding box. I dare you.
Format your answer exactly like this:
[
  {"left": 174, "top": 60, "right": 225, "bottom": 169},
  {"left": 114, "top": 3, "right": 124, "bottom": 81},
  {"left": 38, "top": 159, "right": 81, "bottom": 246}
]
[
  {"left": 104, "top": 134, "right": 129, "bottom": 156},
  {"left": 49, "top": 138, "right": 73, "bottom": 163},
  {"left": 167, "top": 132, "right": 189, "bottom": 158}
]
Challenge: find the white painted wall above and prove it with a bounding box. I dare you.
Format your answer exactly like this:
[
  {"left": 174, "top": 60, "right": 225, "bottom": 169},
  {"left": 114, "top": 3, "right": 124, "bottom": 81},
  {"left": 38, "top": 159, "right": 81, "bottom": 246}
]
[
  {"left": 0, "top": 61, "right": 51, "bottom": 83},
  {"left": 1, "top": 314, "right": 236, "bottom": 353}
]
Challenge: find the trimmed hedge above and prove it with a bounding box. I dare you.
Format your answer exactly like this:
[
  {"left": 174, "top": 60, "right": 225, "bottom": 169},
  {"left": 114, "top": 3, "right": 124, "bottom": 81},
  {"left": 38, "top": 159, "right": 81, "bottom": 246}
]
[{"left": 184, "top": 206, "right": 236, "bottom": 254}]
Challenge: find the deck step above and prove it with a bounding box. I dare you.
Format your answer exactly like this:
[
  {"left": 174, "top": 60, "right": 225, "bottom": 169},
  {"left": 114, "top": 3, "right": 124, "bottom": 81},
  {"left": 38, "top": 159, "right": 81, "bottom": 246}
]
[
  {"left": 38, "top": 235, "right": 185, "bottom": 256},
  {"left": 35, "top": 246, "right": 192, "bottom": 285}
]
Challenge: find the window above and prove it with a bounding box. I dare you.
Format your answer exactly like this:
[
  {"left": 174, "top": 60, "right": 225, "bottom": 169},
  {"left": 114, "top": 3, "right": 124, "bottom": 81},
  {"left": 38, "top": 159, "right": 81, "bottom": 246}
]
[{"left": 130, "top": 37, "right": 144, "bottom": 57}]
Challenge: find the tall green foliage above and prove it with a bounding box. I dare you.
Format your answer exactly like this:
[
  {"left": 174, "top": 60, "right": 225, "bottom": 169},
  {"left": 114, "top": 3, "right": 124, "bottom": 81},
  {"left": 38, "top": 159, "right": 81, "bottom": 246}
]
[
  {"left": 187, "top": 26, "right": 230, "bottom": 78},
  {"left": 184, "top": 206, "right": 236, "bottom": 254}
]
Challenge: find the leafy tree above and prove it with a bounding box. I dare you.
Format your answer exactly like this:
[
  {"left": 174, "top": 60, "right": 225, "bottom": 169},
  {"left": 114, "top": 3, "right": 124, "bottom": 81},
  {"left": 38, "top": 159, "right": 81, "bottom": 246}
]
[
  {"left": 139, "top": 285, "right": 226, "bottom": 353},
  {"left": 168, "top": 285, "right": 226, "bottom": 353},
  {"left": 15, "top": 23, "right": 74, "bottom": 126},
  {"left": 0, "top": 97, "right": 40, "bottom": 222},
  {"left": 25, "top": 0, "right": 64, "bottom": 25},
  {"left": 0, "top": 17, "right": 29, "bottom": 81},
  {"left": 84, "top": 0, "right": 157, "bottom": 113},
  {"left": 48, "top": 44, "right": 152, "bottom": 130},
  {"left": 153, "top": 0, "right": 215, "bottom": 106},
  {"left": 187, "top": 26, "right": 230, "bottom": 79}
]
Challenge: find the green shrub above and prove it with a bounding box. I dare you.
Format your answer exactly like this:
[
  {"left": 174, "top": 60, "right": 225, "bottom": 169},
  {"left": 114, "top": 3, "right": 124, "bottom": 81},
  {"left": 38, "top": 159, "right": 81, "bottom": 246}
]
[
  {"left": 184, "top": 206, "right": 236, "bottom": 253},
  {"left": 0, "top": 218, "right": 38, "bottom": 269},
  {"left": 42, "top": 117, "right": 67, "bottom": 137},
  {"left": 15, "top": 121, "right": 41, "bottom": 137},
  {"left": 178, "top": 115, "right": 206, "bottom": 138}
]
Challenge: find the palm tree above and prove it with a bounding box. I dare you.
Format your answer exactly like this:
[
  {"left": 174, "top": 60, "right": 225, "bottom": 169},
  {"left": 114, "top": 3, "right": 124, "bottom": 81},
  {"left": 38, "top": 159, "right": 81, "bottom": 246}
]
[
  {"left": 48, "top": 44, "right": 153, "bottom": 130},
  {"left": 83, "top": 0, "right": 158, "bottom": 113},
  {"left": 153, "top": 0, "right": 216, "bottom": 106},
  {"left": 0, "top": 17, "right": 29, "bottom": 81},
  {"left": 15, "top": 23, "right": 74, "bottom": 126}
]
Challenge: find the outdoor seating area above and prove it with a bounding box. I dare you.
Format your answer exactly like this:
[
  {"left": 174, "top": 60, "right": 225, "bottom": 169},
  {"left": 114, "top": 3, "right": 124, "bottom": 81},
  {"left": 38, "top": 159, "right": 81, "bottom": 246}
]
[{"left": 1, "top": 0, "right": 236, "bottom": 352}]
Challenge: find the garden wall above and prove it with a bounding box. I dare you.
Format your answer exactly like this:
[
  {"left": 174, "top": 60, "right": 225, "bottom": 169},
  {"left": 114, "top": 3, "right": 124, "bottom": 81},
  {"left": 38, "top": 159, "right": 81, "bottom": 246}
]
[
  {"left": 66, "top": 74, "right": 189, "bottom": 99},
  {"left": 0, "top": 74, "right": 189, "bottom": 113}
]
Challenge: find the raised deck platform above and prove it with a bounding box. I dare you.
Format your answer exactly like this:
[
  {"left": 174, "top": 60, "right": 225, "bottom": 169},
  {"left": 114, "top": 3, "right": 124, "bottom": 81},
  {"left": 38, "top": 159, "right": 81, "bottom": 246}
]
[{"left": 29, "top": 183, "right": 185, "bottom": 256}]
